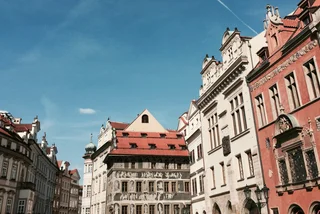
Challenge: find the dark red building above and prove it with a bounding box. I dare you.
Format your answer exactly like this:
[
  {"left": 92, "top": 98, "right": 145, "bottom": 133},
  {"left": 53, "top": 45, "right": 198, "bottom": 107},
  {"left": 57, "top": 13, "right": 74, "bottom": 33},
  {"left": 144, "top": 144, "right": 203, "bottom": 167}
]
[{"left": 247, "top": 1, "right": 320, "bottom": 213}]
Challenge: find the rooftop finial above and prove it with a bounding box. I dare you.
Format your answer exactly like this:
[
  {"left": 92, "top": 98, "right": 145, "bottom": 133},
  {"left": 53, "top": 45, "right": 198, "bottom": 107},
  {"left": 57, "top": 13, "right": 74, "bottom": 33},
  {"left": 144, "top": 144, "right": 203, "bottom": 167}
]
[{"left": 90, "top": 133, "right": 93, "bottom": 142}]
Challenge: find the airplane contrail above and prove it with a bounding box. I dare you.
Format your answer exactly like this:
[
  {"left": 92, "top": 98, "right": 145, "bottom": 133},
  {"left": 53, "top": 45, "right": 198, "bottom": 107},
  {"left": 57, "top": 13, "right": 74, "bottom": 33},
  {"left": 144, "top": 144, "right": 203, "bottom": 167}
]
[{"left": 216, "top": 0, "right": 258, "bottom": 35}]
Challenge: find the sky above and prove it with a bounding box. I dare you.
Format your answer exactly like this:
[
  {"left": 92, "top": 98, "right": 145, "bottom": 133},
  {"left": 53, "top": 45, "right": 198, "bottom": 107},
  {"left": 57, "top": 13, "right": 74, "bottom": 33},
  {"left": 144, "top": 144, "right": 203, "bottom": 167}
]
[{"left": 1, "top": 0, "right": 296, "bottom": 182}]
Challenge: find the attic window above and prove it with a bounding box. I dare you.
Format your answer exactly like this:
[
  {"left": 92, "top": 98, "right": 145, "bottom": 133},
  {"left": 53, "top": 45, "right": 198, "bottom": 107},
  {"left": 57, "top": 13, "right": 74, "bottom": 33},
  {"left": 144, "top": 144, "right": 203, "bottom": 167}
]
[
  {"left": 149, "top": 144, "right": 157, "bottom": 149},
  {"left": 180, "top": 145, "right": 187, "bottom": 150},
  {"left": 141, "top": 133, "right": 147, "bottom": 138},
  {"left": 122, "top": 132, "right": 129, "bottom": 137},
  {"left": 257, "top": 47, "right": 269, "bottom": 62},
  {"left": 142, "top": 114, "right": 149, "bottom": 123},
  {"left": 302, "top": 14, "right": 311, "bottom": 26},
  {"left": 160, "top": 134, "right": 166, "bottom": 138},
  {"left": 176, "top": 134, "right": 183, "bottom": 139},
  {"left": 168, "top": 144, "right": 176, "bottom": 150},
  {"left": 130, "top": 143, "right": 138, "bottom": 149}
]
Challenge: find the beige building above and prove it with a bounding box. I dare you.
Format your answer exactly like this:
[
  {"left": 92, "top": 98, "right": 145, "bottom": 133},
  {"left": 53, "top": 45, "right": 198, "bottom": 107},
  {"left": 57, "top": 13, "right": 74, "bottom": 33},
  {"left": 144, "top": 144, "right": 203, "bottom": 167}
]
[
  {"left": 196, "top": 29, "right": 267, "bottom": 213},
  {"left": 177, "top": 101, "right": 205, "bottom": 214},
  {"left": 103, "top": 109, "right": 191, "bottom": 214}
]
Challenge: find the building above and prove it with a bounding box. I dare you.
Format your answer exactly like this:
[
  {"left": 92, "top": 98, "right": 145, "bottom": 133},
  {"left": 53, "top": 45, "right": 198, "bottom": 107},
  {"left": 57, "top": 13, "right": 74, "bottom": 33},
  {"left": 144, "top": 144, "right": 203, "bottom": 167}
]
[
  {"left": 53, "top": 160, "right": 81, "bottom": 214},
  {"left": 78, "top": 186, "right": 83, "bottom": 214},
  {"left": 246, "top": 1, "right": 320, "bottom": 213},
  {"left": 90, "top": 121, "right": 128, "bottom": 214},
  {"left": 0, "top": 112, "right": 59, "bottom": 214},
  {"left": 69, "top": 169, "right": 81, "bottom": 214},
  {"left": 103, "top": 109, "right": 191, "bottom": 214},
  {"left": 0, "top": 113, "right": 35, "bottom": 214},
  {"left": 177, "top": 101, "right": 205, "bottom": 214},
  {"left": 195, "top": 28, "right": 267, "bottom": 213},
  {"left": 81, "top": 136, "right": 96, "bottom": 214}
]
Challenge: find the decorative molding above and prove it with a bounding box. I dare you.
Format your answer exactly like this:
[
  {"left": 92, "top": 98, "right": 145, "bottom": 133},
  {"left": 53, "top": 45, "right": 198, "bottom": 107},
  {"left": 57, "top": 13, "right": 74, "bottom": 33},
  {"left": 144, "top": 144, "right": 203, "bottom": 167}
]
[
  {"left": 222, "top": 78, "right": 244, "bottom": 97},
  {"left": 249, "top": 40, "right": 318, "bottom": 91}
]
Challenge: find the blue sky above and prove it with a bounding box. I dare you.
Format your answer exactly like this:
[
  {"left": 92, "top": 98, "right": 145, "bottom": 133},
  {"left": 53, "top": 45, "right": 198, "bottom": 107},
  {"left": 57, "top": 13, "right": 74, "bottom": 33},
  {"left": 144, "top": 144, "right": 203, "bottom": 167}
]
[{"left": 1, "top": 0, "right": 296, "bottom": 181}]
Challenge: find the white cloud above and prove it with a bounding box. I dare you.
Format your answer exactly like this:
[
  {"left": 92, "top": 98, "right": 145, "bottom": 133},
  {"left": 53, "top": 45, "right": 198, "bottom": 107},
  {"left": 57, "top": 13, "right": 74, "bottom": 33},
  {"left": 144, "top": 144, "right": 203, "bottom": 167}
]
[{"left": 79, "top": 108, "right": 96, "bottom": 114}]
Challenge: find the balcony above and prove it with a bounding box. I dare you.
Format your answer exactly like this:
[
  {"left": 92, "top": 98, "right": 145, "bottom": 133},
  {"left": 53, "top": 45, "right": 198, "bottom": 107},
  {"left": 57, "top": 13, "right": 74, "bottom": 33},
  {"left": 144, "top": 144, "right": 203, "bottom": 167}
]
[{"left": 18, "top": 182, "right": 36, "bottom": 191}]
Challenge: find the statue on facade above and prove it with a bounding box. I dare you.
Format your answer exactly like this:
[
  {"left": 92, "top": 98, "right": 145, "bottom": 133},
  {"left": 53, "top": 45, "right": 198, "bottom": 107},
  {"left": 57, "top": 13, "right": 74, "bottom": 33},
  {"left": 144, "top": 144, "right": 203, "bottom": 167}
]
[
  {"left": 279, "top": 116, "right": 291, "bottom": 133},
  {"left": 157, "top": 203, "right": 163, "bottom": 214},
  {"left": 114, "top": 180, "right": 120, "bottom": 191},
  {"left": 144, "top": 204, "right": 148, "bottom": 214},
  {"left": 130, "top": 180, "right": 134, "bottom": 191},
  {"left": 115, "top": 204, "right": 120, "bottom": 214},
  {"left": 130, "top": 204, "right": 135, "bottom": 214}
]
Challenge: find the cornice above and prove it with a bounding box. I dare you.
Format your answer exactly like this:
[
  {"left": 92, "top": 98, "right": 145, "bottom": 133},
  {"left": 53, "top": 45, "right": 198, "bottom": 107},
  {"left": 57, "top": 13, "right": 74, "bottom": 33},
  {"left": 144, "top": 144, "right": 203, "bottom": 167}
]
[{"left": 197, "top": 56, "right": 248, "bottom": 110}]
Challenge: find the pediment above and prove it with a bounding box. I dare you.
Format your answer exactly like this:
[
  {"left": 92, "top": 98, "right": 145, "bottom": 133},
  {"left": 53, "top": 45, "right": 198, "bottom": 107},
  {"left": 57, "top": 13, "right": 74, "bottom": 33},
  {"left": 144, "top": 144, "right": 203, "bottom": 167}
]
[
  {"left": 177, "top": 112, "right": 188, "bottom": 131},
  {"left": 187, "top": 101, "right": 198, "bottom": 120}
]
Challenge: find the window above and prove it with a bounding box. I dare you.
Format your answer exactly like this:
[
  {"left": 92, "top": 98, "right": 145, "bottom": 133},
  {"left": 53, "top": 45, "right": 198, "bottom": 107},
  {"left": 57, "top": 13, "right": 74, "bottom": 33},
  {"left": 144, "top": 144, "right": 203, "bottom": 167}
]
[
  {"left": 141, "top": 133, "right": 147, "bottom": 138},
  {"left": 136, "top": 205, "right": 142, "bottom": 214},
  {"left": 124, "top": 162, "right": 129, "bottom": 168},
  {"left": 246, "top": 151, "right": 255, "bottom": 177},
  {"left": 304, "top": 59, "right": 320, "bottom": 99},
  {"left": 279, "top": 159, "right": 289, "bottom": 184},
  {"left": 6, "top": 198, "right": 12, "bottom": 214},
  {"left": 149, "top": 205, "right": 155, "bottom": 214},
  {"left": 190, "top": 150, "right": 195, "bottom": 164},
  {"left": 160, "top": 134, "right": 166, "bottom": 138},
  {"left": 142, "top": 114, "right": 149, "bottom": 123},
  {"left": 149, "top": 181, "right": 154, "bottom": 192},
  {"left": 131, "top": 162, "right": 135, "bottom": 169},
  {"left": 149, "top": 144, "right": 156, "bottom": 149},
  {"left": 86, "top": 208, "right": 90, "bottom": 214},
  {"left": 122, "top": 182, "right": 128, "bottom": 192},
  {"left": 177, "top": 163, "right": 181, "bottom": 170},
  {"left": 236, "top": 155, "right": 244, "bottom": 180},
  {"left": 220, "top": 162, "right": 226, "bottom": 185},
  {"left": 255, "top": 94, "right": 267, "bottom": 127},
  {"left": 184, "top": 182, "right": 189, "bottom": 192},
  {"left": 164, "top": 162, "right": 169, "bottom": 169},
  {"left": 184, "top": 129, "right": 187, "bottom": 136},
  {"left": 130, "top": 143, "right": 138, "bottom": 149},
  {"left": 171, "top": 182, "right": 176, "bottom": 192},
  {"left": 1, "top": 158, "right": 8, "bottom": 178},
  {"left": 199, "top": 175, "right": 204, "bottom": 193},
  {"left": 285, "top": 72, "right": 300, "bottom": 109},
  {"left": 230, "top": 93, "right": 247, "bottom": 135},
  {"left": 151, "top": 162, "right": 156, "bottom": 169},
  {"left": 288, "top": 147, "right": 307, "bottom": 183},
  {"left": 211, "top": 167, "right": 216, "bottom": 188},
  {"left": 168, "top": 144, "right": 176, "bottom": 150},
  {"left": 180, "top": 145, "right": 187, "bottom": 150},
  {"left": 174, "top": 205, "right": 179, "bottom": 214},
  {"left": 122, "top": 206, "right": 128, "bottom": 214},
  {"left": 269, "top": 84, "right": 281, "bottom": 119},
  {"left": 197, "top": 144, "right": 203, "bottom": 159},
  {"left": 164, "top": 182, "right": 169, "bottom": 192},
  {"left": 192, "top": 178, "right": 197, "bottom": 195},
  {"left": 136, "top": 181, "right": 142, "bottom": 192},
  {"left": 271, "top": 208, "right": 279, "bottom": 214},
  {"left": 97, "top": 204, "right": 100, "bottom": 214},
  {"left": 86, "top": 185, "right": 91, "bottom": 197},
  {"left": 11, "top": 163, "right": 17, "bottom": 180},
  {"left": 17, "top": 200, "right": 25, "bottom": 213},
  {"left": 164, "top": 205, "right": 170, "bottom": 214},
  {"left": 208, "top": 112, "right": 220, "bottom": 149}
]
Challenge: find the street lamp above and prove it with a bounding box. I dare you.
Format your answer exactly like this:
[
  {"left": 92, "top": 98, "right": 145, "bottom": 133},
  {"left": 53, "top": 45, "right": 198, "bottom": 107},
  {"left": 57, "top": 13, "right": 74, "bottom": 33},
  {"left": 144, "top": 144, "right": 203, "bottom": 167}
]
[{"left": 243, "top": 184, "right": 270, "bottom": 214}]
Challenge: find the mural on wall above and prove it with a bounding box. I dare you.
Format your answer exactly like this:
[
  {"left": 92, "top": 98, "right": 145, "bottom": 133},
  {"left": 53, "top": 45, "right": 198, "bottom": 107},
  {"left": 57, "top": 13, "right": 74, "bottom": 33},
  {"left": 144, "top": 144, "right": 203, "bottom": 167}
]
[
  {"left": 118, "top": 192, "right": 175, "bottom": 201},
  {"left": 157, "top": 203, "right": 163, "bottom": 214}
]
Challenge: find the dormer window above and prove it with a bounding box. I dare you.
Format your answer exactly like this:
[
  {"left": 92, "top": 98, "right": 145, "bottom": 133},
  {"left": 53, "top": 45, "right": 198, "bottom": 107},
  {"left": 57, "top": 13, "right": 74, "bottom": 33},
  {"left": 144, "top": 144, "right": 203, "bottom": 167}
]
[
  {"left": 130, "top": 143, "right": 137, "bottom": 149},
  {"left": 122, "top": 132, "right": 129, "bottom": 137},
  {"left": 256, "top": 47, "right": 269, "bottom": 62},
  {"left": 168, "top": 144, "right": 176, "bottom": 150},
  {"left": 180, "top": 145, "right": 187, "bottom": 150},
  {"left": 302, "top": 13, "right": 311, "bottom": 26},
  {"left": 176, "top": 134, "right": 183, "bottom": 139},
  {"left": 142, "top": 114, "right": 149, "bottom": 123},
  {"left": 141, "top": 133, "right": 147, "bottom": 138},
  {"left": 149, "top": 144, "right": 156, "bottom": 149},
  {"left": 160, "top": 134, "right": 166, "bottom": 138}
]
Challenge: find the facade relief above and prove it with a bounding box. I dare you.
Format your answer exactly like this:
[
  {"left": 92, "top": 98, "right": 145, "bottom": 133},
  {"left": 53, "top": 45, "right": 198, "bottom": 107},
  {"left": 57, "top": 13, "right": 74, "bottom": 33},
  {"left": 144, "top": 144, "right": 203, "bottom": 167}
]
[
  {"left": 157, "top": 203, "right": 163, "bottom": 214},
  {"left": 117, "top": 191, "right": 175, "bottom": 201},
  {"left": 278, "top": 116, "right": 292, "bottom": 133},
  {"left": 114, "top": 171, "right": 185, "bottom": 179}
]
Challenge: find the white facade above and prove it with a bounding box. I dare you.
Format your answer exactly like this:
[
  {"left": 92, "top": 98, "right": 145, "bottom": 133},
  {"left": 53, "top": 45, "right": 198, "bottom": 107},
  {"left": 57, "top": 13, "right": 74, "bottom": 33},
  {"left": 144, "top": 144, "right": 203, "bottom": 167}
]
[
  {"left": 178, "top": 101, "right": 205, "bottom": 214},
  {"left": 81, "top": 155, "right": 93, "bottom": 214},
  {"left": 196, "top": 29, "right": 267, "bottom": 214}
]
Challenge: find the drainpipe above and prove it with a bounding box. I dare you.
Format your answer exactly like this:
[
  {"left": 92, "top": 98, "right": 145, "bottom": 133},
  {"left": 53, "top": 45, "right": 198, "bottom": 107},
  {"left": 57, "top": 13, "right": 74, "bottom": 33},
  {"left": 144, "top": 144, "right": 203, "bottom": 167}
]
[{"left": 247, "top": 41, "right": 270, "bottom": 214}]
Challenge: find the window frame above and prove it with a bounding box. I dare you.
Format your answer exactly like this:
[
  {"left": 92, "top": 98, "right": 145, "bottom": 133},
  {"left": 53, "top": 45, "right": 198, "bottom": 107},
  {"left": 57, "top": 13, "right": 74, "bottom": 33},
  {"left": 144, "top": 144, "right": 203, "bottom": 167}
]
[{"left": 285, "top": 71, "right": 301, "bottom": 110}]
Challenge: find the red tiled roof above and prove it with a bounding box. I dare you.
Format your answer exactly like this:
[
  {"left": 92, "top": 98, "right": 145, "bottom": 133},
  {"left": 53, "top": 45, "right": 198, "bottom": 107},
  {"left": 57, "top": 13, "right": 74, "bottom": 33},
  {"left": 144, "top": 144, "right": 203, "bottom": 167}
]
[
  {"left": 69, "top": 169, "right": 78, "bottom": 175},
  {"left": 14, "top": 124, "right": 32, "bottom": 132},
  {"left": 110, "top": 131, "right": 188, "bottom": 157},
  {"left": 110, "top": 121, "right": 128, "bottom": 130},
  {"left": 57, "top": 160, "right": 63, "bottom": 168}
]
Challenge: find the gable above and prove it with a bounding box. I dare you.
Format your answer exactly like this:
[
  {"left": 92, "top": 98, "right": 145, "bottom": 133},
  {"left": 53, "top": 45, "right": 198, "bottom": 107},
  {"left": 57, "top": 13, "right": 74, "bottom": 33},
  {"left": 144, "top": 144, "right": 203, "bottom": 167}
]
[
  {"left": 177, "top": 112, "right": 188, "bottom": 131},
  {"left": 187, "top": 101, "right": 198, "bottom": 120},
  {"left": 125, "top": 109, "right": 168, "bottom": 133}
]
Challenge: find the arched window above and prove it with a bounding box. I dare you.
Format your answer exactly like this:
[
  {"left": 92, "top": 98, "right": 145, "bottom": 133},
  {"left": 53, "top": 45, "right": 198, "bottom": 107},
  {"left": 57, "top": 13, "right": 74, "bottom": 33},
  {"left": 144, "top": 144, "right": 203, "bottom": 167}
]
[
  {"left": 289, "top": 204, "right": 304, "bottom": 214},
  {"left": 142, "top": 114, "right": 149, "bottom": 123}
]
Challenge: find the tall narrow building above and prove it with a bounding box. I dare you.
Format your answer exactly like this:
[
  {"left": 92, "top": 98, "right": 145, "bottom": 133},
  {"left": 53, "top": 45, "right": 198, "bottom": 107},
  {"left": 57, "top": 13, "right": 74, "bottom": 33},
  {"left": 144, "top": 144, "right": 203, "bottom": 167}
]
[{"left": 81, "top": 135, "right": 96, "bottom": 214}]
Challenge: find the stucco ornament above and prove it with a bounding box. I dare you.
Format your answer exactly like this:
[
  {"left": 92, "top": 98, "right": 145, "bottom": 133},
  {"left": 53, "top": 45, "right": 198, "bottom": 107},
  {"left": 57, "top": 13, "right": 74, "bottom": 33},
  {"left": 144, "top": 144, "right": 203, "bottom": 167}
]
[
  {"left": 157, "top": 203, "right": 163, "bottom": 214},
  {"left": 278, "top": 116, "right": 291, "bottom": 133},
  {"left": 130, "top": 204, "right": 135, "bottom": 214},
  {"left": 115, "top": 204, "right": 120, "bottom": 214},
  {"left": 114, "top": 180, "right": 120, "bottom": 191},
  {"left": 144, "top": 204, "right": 148, "bottom": 214}
]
